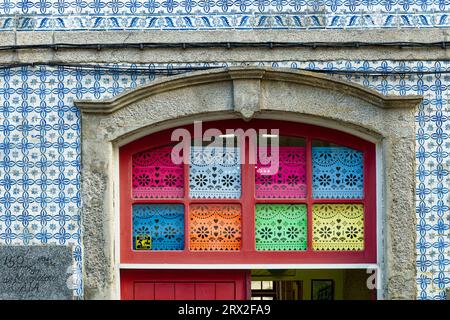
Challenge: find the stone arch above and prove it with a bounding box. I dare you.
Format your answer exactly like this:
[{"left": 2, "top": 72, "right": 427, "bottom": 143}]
[{"left": 75, "top": 67, "right": 422, "bottom": 300}]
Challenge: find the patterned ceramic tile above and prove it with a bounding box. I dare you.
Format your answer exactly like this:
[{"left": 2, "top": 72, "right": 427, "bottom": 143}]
[
  {"left": 0, "top": 61, "right": 450, "bottom": 299},
  {"left": 1, "top": 1, "right": 450, "bottom": 30}
]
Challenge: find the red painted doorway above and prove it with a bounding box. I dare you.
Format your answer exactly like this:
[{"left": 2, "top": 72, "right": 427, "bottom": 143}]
[
  {"left": 119, "top": 119, "right": 378, "bottom": 300},
  {"left": 121, "top": 270, "right": 250, "bottom": 300}
]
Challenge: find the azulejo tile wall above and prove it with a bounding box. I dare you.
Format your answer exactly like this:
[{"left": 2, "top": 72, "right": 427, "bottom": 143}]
[
  {"left": 1, "top": 1, "right": 450, "bottom": 30},
  {"left": 0, "top": 61, "right": 449, "bottom": 299}
]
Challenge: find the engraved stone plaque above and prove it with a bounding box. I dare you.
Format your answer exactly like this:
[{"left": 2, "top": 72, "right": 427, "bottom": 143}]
[{"left": 0, "top": 246, "right": 74, "bottom": 300}]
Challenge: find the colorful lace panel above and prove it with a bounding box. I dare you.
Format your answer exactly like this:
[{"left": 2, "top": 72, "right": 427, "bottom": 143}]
[
  {"left": 312, "top": 147, "right": 364, "bottom": 199},
  {"left": 312, "top": 204, "right": 364, "bottom": 251},
  {"left": 255, "top": 204, "right": 307, "bottom": 251},
  {"left": 255, "top": 147, "right": 307, "bottom": 198},
  {"left": 132, "top": 204, "right": 184, "bottom": 250},
  {"left": 189, "top": 204, "right": 241, "bottom": 251},
  {"left": 132, "top": 146, "right": 184, "bottom": 198},
  {"left": 189, "top": 147, "right": 241, "bottom": 199}
]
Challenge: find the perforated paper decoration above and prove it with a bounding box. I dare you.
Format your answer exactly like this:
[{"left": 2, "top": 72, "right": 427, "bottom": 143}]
[
  {"left": 132, "top": 146, "right": 184, "bottom": 198},
  {"left": 189, "top": 147, "right": 241, "bottom": 199},
  {"left": 312, "top": 147, "right": 364, "bottom": 199},
  {"left": 312, "top": 204, "right": 364, "bottom": 251},
  {"left": 189, "top": 204, "right": 241, "bottom": 251},
  {"left": 132, "top": 204, "right": 184, "bottom": 250},
  {"left": 255, "top": 204, "right": 307, "bottom": 251},
  {"left": 255, "top": 147, "right": 307, "bottom": 198}
]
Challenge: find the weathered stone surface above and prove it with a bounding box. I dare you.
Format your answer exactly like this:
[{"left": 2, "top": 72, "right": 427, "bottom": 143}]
[
  {"left": 0, "top": 246, "right": 73, "bottom": 300},
  {"left": 3, "top": 29, "right": 450, "bottom": 64}
]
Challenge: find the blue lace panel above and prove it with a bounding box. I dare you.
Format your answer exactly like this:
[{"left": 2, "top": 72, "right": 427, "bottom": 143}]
[
  {"left": 312, "top": 147, "right": 364, "bottom": 199},
  {"left": 189, "top": 147, "right": 241, "bottom": 199},
  {"left": 132, "top": 204, "right": 184, "bottom": 250}
]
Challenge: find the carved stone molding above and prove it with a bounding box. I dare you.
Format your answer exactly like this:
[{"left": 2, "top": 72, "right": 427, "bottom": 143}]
[{"left": 75, "top": 67, "right": 422, "bottom": 114}]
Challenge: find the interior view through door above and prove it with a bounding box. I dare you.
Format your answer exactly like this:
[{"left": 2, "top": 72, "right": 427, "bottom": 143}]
[{"left": 250, "top": 269, "right": 375, "bottom": 300}]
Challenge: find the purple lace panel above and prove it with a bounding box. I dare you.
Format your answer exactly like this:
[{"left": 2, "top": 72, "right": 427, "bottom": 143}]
[
  {"left": 312, "top": 147, "right": 364, "bottom": 199},
  {"left": 132, "top": 146, "right": 184, "bottom": 198},
  {"left": 255, "top": 147, "right": 307, "bottom": 198}
]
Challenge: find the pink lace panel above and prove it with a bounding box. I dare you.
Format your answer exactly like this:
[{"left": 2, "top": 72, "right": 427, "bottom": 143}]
[
  {"left": 255, "top": 147, "right": 307, "bottom": 198},
  {"left": 132, "top": 146, "right": 184, "bottom": 198}
]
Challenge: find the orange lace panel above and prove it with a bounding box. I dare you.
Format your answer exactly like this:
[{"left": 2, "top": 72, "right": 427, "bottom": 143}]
[
  {"left": 312, "top": 204, "right": 364, "bottom": 251},
  {"left": 189, "top": 204, "right": 242, "bottom": 251}
]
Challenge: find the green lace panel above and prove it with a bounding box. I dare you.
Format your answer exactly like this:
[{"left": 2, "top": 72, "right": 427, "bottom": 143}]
[{"left": 255, "top": 204, "right": 307, "bottom": 251}]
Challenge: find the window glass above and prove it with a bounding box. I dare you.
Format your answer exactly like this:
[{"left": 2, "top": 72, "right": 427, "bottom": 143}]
[
  {"left": 132, "top": 146, "right": 184, "bottom": 198},
  {"left": 312, "top": 141, "right": 364, "bottom": 199},
  {"left": 255, "top": 136, "right": 306, "bottom": 199},
  {"left": 255, "top": 204, "right": 307, "bottom": 251},
  {"left": 125, "top": 122, "right": 374, "bottom": 261},
  {"left": 262, "top": 281, "right": 274, "bottom": 290},
  {"left": 189, "top": 146, "right": 241, "bottom": 199},
  {"left": 251, "top": 281, "right": 262, "bottom": 290},
  {"left": 132, "top": 204, "right": 184, "bottom": 250},
  {"left": 189, "top": 204, "right": 242, "bottom": 251},
  {"left": 312, "top": 204, "right": 364, "bottom": 251}
]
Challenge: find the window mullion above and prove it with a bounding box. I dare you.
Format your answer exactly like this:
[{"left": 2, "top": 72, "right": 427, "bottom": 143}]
[
  {"left": 306, "top": 137, "right": 313, "bottom": 252},
  {"left": 242, "top": 136, "right": 255, "bottom": 252},
  {"left": 184, "top": 159, "right": 190, "bottom": 252}
]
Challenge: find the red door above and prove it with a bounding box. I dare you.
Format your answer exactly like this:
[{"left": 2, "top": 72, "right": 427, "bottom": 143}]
[{"left": 121, "top": 270, "right": 250, "bottom": 300}]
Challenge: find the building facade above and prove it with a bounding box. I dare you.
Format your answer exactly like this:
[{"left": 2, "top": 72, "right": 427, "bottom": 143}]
[{"left": 0, "top": 1, "right": 449, "bottom": 300}]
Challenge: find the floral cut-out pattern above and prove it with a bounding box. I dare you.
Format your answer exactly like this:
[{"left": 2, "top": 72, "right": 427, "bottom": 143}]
[
  {"left": 255, "top": 204, "right": 307, "bottom": 251},
  {"left": 189, "top": 147, "right": 241, "bottom": 199},
  {"left": 312, "top": 147, "right": 364, "bottom": 199},
  {"left": 312, "top": 204, "right": 364, "bottom": 251},
  {"left": 189, "top": 204, "right": 241, "bottom": 251},
  {"left": 132, "top": 146, "right": 184, "bottom": 198},
  {"left": 255, "top": 147, "right": 307, "bottom": 198},
  {"left": 133, "top": 204, "right": 184, "bottom": 250}
]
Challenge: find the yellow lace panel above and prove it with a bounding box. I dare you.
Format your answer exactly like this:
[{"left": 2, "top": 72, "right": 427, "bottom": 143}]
[{"left": 312, "top": 204, "right": 364, "bottom": 251}]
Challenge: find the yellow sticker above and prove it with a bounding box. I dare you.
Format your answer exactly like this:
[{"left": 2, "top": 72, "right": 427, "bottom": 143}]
[{"left": 135, "top": 235, "right": 152, "bottom": 250}]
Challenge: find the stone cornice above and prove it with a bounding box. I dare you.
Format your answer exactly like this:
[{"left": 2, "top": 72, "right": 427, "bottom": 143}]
[{"left": 2, "top": 29, "right": 450, "bottom": 64}]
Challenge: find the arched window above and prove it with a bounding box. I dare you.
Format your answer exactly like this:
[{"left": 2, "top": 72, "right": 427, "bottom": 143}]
[{"left": 119, "top": 119, "right": 376, "bottom": 264}]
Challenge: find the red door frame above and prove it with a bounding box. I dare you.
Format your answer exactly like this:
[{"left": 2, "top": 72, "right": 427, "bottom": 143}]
[
  {"left": 119, "top": 119, "right": 377, "bottom": 264},
  {"left": 121, "top": 269, "right": 250, "bottom": 300}
]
